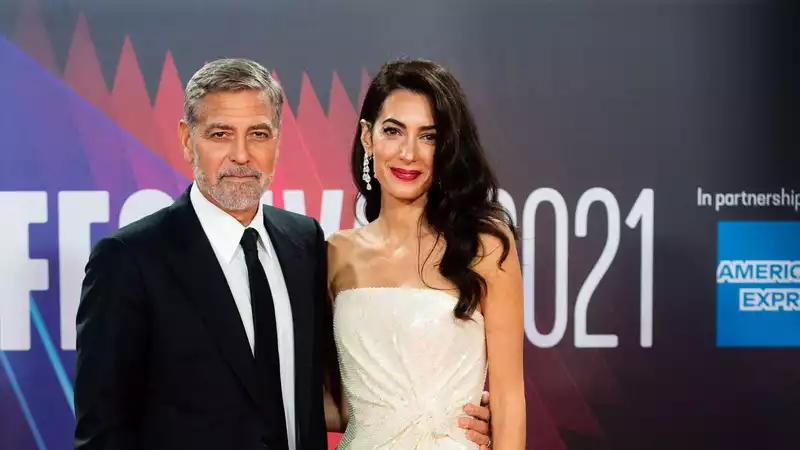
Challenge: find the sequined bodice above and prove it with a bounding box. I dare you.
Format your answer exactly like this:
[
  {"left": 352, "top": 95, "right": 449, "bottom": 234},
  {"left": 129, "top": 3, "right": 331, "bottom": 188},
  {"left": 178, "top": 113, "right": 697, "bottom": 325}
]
[{"left": 333, "top": 287, "right": 487, "bottom": 449}]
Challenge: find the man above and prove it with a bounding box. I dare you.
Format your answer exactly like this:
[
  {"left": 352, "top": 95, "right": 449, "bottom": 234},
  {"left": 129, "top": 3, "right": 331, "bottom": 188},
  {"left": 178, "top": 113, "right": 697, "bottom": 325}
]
[{"left": 73, "top": 58, "right": 492, "bottom": 449}]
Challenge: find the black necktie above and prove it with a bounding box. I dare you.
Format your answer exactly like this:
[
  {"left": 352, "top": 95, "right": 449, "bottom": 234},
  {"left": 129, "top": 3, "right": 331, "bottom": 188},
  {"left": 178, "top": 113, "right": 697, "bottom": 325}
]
[{"left": 240, "top": 228, "right": 289, "bottom": 449}]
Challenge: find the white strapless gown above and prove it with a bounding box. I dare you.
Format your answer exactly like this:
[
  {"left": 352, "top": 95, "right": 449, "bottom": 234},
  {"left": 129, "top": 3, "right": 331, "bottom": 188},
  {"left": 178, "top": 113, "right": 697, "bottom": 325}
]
[{"left": 333, "top": 287, "right": 487, "bottom": 449}]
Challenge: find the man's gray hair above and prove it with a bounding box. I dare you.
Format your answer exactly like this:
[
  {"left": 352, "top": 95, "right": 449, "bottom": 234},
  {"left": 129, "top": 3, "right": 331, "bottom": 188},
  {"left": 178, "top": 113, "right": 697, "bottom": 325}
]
[{"left": 183, "top": 58, "right": 284, "bottom": 131}]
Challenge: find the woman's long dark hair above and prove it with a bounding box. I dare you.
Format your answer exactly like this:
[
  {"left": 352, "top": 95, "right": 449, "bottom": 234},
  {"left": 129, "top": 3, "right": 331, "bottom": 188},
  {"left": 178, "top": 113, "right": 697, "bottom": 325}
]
[{"left": 351, "top": 59, "right": 516, "bottom": 320}]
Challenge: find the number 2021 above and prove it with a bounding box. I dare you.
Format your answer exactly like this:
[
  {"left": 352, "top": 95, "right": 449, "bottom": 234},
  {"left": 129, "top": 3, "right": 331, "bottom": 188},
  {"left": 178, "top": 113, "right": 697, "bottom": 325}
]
[{"left": 521, "top": 188, "right": 654, "bottom": 348}]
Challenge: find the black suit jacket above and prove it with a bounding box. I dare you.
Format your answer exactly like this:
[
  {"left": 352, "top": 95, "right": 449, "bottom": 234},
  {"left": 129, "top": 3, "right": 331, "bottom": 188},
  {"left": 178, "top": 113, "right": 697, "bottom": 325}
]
[{"left": 74, "top": 187, "right": 329, "bottom": 450}]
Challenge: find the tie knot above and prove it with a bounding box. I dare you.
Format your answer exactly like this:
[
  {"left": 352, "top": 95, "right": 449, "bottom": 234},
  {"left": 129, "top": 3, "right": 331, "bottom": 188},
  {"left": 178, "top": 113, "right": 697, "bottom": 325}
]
[{"left": 240, "top": 228, "right": 260, "bottom": 254}]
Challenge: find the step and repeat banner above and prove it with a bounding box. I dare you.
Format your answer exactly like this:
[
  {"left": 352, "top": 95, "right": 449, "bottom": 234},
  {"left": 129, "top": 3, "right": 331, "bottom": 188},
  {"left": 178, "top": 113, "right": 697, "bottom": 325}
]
[{"left": 1, "top": 0, "right": 799, "bottom": 448}]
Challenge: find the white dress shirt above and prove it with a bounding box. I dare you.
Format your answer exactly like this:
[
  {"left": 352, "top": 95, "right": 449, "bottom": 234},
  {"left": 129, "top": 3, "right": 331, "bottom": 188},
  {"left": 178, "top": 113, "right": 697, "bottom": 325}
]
[{"left": 190, "top": 183, "right": 296, "bottom": 449}]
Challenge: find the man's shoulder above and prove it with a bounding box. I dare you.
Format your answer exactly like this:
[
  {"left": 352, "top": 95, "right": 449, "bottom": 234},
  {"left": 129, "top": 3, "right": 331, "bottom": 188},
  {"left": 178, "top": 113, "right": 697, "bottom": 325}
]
[
  {"left": 85, "top": 203, "right": 177, "bottom": 269},
  {"left": 107, "top": 203, "right": 174, "bottom": 248},
  {"left": 263, "top": 204, "right": 319, "bottom": 236}
]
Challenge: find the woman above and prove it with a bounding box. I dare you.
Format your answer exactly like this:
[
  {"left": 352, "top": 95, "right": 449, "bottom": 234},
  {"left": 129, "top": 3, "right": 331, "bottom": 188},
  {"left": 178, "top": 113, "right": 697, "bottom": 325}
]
[{"left": 325, "top": 59, "right": 526, "bottom": 449}]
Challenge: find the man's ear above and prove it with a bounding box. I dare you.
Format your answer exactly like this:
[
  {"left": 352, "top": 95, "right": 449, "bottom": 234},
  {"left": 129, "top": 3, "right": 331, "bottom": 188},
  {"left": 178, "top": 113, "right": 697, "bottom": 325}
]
[{"left": 179, "top": 120, "right": 193, "bottom": 164}]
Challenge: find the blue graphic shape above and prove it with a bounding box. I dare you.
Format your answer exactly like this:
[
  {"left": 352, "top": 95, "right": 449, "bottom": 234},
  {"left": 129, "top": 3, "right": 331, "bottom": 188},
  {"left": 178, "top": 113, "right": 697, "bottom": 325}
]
[
  {"left": 0, "top": 352, "right": 48, "bottom": 450},
  {"left": 31, "top": 297, "right": 75, "bottom": 416},
  {"left": 0, "top": 31, "right": 188, "bottom": 448}
]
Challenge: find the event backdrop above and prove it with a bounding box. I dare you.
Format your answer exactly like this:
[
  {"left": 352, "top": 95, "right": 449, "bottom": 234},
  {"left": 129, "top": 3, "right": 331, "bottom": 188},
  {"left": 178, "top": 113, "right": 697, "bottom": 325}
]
[{"left": 1, "top": 0, "right": 799, "bottom": 448}]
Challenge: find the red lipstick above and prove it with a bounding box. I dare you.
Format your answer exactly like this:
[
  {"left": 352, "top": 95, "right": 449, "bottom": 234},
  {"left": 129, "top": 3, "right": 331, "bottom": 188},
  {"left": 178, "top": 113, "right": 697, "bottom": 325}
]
[{"left": 390, "top": 168, "right": 421, "bottom": 181}]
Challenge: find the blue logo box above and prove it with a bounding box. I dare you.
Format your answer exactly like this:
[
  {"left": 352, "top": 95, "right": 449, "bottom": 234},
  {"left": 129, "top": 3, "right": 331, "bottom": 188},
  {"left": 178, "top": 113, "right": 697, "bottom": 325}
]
[{"left": 717, "top": 221, "right": 800, "bottom": 347}]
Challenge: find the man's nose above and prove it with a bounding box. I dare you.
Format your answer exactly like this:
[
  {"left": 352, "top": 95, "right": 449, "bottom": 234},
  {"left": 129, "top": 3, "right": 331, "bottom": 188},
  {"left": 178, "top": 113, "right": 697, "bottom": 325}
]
[{"left": 230, "top": 137, "right": 250, "bottom": 163}]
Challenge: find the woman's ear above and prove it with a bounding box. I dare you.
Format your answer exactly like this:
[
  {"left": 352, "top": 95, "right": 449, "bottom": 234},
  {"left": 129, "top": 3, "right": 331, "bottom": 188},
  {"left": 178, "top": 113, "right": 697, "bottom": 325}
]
[{"left": 360, "top": 119, "right": 372, "bottom": 155}]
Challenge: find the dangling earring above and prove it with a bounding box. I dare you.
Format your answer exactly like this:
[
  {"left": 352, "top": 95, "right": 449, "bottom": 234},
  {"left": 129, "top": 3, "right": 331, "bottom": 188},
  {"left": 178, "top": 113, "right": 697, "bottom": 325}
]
[{"left": 362, "top": 152, "right": 372, "bottom": 191}]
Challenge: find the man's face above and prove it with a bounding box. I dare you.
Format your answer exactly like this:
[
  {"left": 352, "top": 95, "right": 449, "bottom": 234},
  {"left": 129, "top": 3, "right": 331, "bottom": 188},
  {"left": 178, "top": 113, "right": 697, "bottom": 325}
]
[{"left": 180, "top": 89, "right": 279, "bottom": 211}]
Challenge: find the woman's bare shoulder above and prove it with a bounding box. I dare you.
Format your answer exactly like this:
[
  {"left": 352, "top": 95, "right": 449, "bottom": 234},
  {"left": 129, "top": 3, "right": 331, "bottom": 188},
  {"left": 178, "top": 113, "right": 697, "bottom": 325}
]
[
  {"left": 326, "top": 228, "right": 370, "bottom": 297},
  {"left": 326, "top": 228, "right": 369, "bottom": 271},
  {"left": 327, "top": 228, "right": 362, "bottom": 253}
]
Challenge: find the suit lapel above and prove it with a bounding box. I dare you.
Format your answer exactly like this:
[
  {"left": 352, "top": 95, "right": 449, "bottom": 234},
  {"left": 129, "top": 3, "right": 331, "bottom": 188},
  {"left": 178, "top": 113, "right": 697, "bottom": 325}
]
[
  {"left": 262, "top": 208, "right": 313, "bottom": 446},
  {"left": 163, "top": 188, "right": 260, "bottom": 405}
]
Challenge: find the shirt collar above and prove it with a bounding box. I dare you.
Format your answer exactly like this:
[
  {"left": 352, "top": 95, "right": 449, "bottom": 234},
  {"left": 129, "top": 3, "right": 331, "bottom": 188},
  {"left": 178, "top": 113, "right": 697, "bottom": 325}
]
[{"left": 190, "top": 182, "right": 271, "bottom": 263}]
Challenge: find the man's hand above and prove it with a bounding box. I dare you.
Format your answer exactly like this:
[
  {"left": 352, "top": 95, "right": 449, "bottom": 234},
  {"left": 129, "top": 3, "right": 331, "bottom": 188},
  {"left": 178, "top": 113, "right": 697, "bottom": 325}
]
[{"left": 459, "top": 391, "right": 492, "bottom": 449}]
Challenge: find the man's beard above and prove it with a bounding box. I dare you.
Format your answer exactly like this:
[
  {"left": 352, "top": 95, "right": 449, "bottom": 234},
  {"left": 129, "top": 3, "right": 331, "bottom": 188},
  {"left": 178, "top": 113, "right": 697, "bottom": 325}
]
[{"left": 193, "top": 149, "right": 268, "bottom": 211}]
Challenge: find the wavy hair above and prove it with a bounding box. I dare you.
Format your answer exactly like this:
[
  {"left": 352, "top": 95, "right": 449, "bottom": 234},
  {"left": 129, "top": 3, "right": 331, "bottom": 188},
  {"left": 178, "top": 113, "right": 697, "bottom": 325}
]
[{"left": 351, "top": 59, "right": 516, "bottom": 319}]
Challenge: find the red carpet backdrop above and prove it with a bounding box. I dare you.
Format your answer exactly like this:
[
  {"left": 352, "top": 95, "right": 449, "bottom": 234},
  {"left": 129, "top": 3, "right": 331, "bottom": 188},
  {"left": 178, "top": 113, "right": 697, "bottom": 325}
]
[{"left": 0, "top": 0, "right": 798, "bottom": 449}]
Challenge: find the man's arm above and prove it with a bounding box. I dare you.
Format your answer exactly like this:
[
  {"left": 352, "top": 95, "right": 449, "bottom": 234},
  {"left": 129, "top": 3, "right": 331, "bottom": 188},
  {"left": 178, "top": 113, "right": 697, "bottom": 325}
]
[
  {"left": 74, "top": 236, "right": 149, "bottom": 450},
  {"left": 461, "top": 392, "right": 492, "bottom": 449}
]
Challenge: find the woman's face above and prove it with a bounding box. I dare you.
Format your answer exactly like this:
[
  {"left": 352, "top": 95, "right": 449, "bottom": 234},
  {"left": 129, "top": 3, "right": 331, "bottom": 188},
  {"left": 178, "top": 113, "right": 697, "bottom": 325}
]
[{"left": 361, "top": 89, "right": 437, "bottom": 204}]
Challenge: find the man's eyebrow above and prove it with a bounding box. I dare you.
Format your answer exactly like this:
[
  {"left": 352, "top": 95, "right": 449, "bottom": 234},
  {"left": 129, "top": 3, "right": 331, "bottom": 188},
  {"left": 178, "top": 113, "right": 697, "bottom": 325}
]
[
  {"left": 248, "top": 123, "right": 274, "bottom": 133},
  {"left": 204, "top": 122, "right": 235, "bottom": 131},
  {"left": 202, "top": 122, "right": 275, "bottom": 134}
]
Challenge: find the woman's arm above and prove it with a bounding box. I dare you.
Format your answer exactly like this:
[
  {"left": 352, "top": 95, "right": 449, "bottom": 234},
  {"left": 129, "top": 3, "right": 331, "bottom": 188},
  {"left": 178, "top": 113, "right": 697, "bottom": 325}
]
[
  {"left": 476, "top": 229, "right": 526, "bottom": 449},
  {"left": 323, "top": 384, "right": 346, "bottom": 432},
  {"left": 322, "top": 233, "right": 350, "bottom": 433}
]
